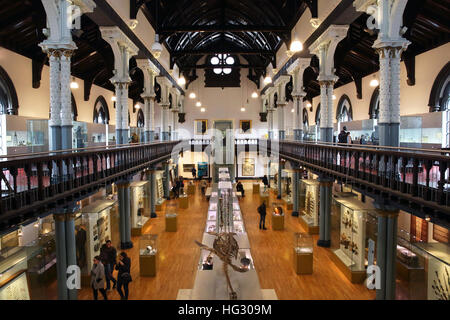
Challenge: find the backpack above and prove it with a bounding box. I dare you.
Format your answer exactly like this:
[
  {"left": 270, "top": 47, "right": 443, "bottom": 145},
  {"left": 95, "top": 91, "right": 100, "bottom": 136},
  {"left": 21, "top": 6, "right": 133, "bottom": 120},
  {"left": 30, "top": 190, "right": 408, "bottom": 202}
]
[{"left": 338, "top": 131, "right": 347, "bottom": 143}]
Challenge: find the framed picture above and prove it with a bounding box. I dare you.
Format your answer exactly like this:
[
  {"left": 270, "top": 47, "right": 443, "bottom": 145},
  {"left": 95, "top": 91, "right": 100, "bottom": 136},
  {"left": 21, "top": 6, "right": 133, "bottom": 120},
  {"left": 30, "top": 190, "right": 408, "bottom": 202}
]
[
  {"left": 242, "top": 158, "right": 255, "bottom": 176},
  {"left": 183, "top": 164, "right": 195, "bottom": 173},
  {"left": 194, "top": 119, "right": 208, "bottom": 135},
  {"left": 239, "top": 120, "right": 252, "bottom": 134}
]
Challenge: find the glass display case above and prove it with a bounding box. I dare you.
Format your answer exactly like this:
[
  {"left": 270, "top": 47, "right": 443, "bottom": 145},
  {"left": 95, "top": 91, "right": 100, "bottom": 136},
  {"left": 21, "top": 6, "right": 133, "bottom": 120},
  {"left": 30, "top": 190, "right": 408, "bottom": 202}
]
[
  {"left": 233, "top": 220, "right": 245, "bottom": 233},
  {"left": 130, "top": 127, "right": 143, "bottom": 143},
  {"left": 300, "top": 179, "right": 320, "bottom": 234},
  {"left": 271, "top": 202, "right": 285, "bottom": 230},
  {"left": 0, "top": 246, "right": 32, "bottom": 300},
  {"left": 107, "top": 124, "right": 116, "bottom": 145},
  {"left": 75, "top": 199, "right": 116, "bottom": 281},
  {"left": 330, "top": 196, "right": 378, "bottom": 283},
  {"left": 198, "top": 249, "right": 215, "bottom": 270},
  {"left": 281, "top": 169, "right": 294, "bottom": 209},
  {"left": 130, "top": 181, "right": 149, "bottom": 236},
  {"left": 294, "top": 232, "right": 313, "bottom": 274},
  {"left": 139, "top": 234, "right": 157, "bottom": 277},
  {"left": 87, "top": 122, "right": 107, "bottom": 147},
  {"left": 205, "top": 221, "right": 216, "bottom": 233},
  {"left": 165, "top": 203, "right": 178, "bottom": 232},
  {"left": 72, "top": 121, "right": 88, "bottom": 149},
  {"left": 27, "top": 119, "right": 49, "bottom": 153},
  {"left": 208, "top": 211, "right": 217, "bottom": 221}
]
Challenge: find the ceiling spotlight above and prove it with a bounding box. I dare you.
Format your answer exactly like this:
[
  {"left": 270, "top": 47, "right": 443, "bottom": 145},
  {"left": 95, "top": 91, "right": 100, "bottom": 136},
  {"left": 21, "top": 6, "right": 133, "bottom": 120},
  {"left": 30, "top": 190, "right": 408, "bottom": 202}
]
[
  {"left": 290, "top": 40, "right": 303, "bottom": 53},
  {"left": 200, "top": 107, "right": 206, "bottom": 112},
  {"left": 135, "top": 104, "right": 140, "bottom": 109},
  {"left": 425, "top": 215, "right": 431, "bottom": 222},
  {"left": 151, "top": 34, "right": 163, "bottom": 59},
  {"left": 306, "top": 102, "right": 312, "bottom": 108},
  {"left": 196, "top": 101, "right": 202, "bottom": 107},
  {"left": 240, "top": 107, "right": 246, "bottom": 112},
  {"left": 177, "top": 76, "right": 186, "bottom": 86},
  {"left": 251, "top": 91, "right": 258, "bottom": 98},
  {"left": 263, "top": 76, "right": 272, "bottom": 84},
  {"left": 70, "top": 77, "right": 79, "bottom": 89},
  {"left": 332, "top": 94, "right": 336, "bottom": 100},
  {"left": 111, "top": 96, "right": 117, "bottom": 102},
  {"left": 189, "top": 92, "right": 196, "bottom": 99},
  {"left": 370, "top": 77, "right": 379, "bottom": 87},
  {"left": 291, "top": 108, "right": 295, "bottom": 112}
]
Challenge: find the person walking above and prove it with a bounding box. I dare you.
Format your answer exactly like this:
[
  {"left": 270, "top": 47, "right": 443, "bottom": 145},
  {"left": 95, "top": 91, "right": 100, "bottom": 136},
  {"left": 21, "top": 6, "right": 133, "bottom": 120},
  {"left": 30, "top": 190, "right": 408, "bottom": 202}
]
[
  {"left": 116, "top": 252, "right": 132, "bottom": 300},
  {"left": 200, "top": 179, "right": 207, "bottom": 195},
  {"left": 100, "top": 240, "right": 117, "bottom": 291},
  {"left": 257, "top": 201, "right": 267, "bottom": 230},
  {"left": 191, "top": 167, "right": 197, "bottom": 179},
  {"left": 91, "top": 256, "right": 107, "bottom": 300},
  {"left": 262, "top": 175, "right": 269, "bottom": 192},
  {"left": 338, "top": 126, "right": 348, "bottom": 144},
  {"left": 236, "top": 180, "right": 245, "bottom": 197}
]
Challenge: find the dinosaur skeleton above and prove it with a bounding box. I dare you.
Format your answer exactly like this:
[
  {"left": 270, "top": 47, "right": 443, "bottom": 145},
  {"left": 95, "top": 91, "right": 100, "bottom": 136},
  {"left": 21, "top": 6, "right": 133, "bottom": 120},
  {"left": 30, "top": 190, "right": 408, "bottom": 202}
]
[{"left": 195, "top": 232, "right": 248, "bottom": 300}]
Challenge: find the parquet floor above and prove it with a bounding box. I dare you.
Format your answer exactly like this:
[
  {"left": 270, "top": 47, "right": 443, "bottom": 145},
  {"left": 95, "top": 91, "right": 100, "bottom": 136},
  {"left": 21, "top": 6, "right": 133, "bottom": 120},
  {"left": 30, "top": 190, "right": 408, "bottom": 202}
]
[{"left": 78, "top": 181, "right": 375, "bottom": 300}]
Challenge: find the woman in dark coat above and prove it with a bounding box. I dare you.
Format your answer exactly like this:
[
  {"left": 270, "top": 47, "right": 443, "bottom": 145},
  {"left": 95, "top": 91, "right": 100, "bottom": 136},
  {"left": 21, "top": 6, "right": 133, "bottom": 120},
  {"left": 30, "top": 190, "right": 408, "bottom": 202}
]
[{"left": 115, "top": 252, "right": 132, "bottom": 300}]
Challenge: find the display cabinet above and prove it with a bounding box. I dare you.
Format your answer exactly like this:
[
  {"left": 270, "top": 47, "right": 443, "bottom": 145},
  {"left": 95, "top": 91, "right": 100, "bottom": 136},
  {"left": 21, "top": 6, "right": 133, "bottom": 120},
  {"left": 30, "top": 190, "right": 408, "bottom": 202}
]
[
  {"left": 233, "top": 210, "right": 242, "bottom": 221},
  {"left": 75, "top": 199, "right": 116, "bottom": 284},
  {"left": 294, "top": 233, "right": 313, "bottom": 274},
  {"left": 330, "top": 196, "right": 378, "bottom": 283},
  {"left": 72, "top": 121, "right": 88, "bottom": 149},
  {"left": 130, "top": 181, "right": 149, "bottom": 236},
  {"left": 107, "top": 124, "right": 116, "bottom": 145},
  {"left": 87, "top": 122, "right": 106, "bottom": 147},
  {"left": 281, "top": 169, "right": 294, "bottom": 210},
  {"left": 205, "top": 221, "right": 216, "bottom": 233},
  {"left": 208, "top": 211, "right": 217, "bottom": 221},
  {"left": 271, "top": 202, "right": 285, "bottom": 230},
  {"left": 0, "top": 246, "right": 31, "bottom": 300},
  {"left": 165, "top": 203, "right": 178, "bottom": 232},
  {"left": 139, "top": 234, "right": 157, "bottom": 277},
  {"left": 26, "top": 119, "right": 49, "bottom": 153},
  {"left": 233, "top": 220, "right": 245, "bottom": 233},
  {"left": 299, "top": 179, "right": 320, "bottom": 234}
]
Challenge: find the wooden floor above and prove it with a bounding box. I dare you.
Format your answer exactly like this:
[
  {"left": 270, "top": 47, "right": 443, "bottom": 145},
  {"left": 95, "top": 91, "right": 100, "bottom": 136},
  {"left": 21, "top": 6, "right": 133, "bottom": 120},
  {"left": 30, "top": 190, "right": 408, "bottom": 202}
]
[{"left": 78, "top": 181, "right": 375, "bottom": 300}]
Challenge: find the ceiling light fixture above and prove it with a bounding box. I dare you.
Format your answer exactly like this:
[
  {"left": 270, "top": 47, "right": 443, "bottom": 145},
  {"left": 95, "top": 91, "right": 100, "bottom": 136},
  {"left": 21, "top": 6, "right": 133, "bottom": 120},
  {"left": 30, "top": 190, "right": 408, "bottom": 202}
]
[
  {"left": 135, "top": 103, "right": 140, "bottom": 109},
  {"left": 111, "top": 96, "right": 117, "bottom": 102},
  {"left": 306, "top": 102, "right": 312, "bottom": 108},
  {"left": 196, "top": 101, "right": 202, "bottom": 107},
  {"left": 151, "top": 34, "right": 163, "bottom": 59},
  {"left": 370, "top": 75, "right": 379, "bottom": 87},
  {"left": 263, "top": 76, "right": 272, "bottom": 84},
  {"left": 332, "top": 94, "right": 336, "bottom": 100},
  {"left": 177, "top": 76, "right": 186, "bottom": 86},
  {"left": 241, "top": 107, "right": 246, "bottom": 112},
  {"left": 189, "top": 92, "right": 196, "bottom": 99},
  {"left": 291, "top": 108, "right": 295, "bottom": 113},
  {"left": 251, "top": 91, "right": 258, "bottom": 98},
  {"left": 70, "top": 77, "right": 79, "bottom": 89},
  {"left": 290, "top": 25, "right": 303, "bottom": 53},
  {"left": 200, "top": 107, "right": 206, "bottom": 112}
]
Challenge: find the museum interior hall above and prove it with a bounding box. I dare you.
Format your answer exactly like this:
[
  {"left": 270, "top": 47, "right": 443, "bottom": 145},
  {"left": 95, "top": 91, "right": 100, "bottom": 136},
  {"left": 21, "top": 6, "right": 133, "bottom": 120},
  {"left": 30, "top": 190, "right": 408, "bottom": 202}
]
[{"left": 0, "top": 0, "right": 449, "bottom": 302}]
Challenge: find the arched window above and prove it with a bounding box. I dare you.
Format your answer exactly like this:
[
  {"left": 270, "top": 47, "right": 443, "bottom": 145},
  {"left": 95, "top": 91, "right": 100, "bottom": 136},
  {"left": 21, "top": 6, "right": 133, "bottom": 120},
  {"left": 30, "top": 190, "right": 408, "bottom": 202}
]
[
  {"left": 93, "top": 96, "right": 110, "bottom": 124},
  {"left": 369, "top": 86, "right": 380, "bottom": 120},
  {"left": 429, "top": 62, "right": 450, "bottom": 112},
  {"left": 0, "top": 66, "right": 19, "bottom": 115},
  {"left": 303, "top": 108, "right": 309, "bottom": 132},
  {"left": 137, "top": 109, "right": 144, "bottom": 128},
  {"left": 336, "top": 94, "right": 353, "bottom": 122}
]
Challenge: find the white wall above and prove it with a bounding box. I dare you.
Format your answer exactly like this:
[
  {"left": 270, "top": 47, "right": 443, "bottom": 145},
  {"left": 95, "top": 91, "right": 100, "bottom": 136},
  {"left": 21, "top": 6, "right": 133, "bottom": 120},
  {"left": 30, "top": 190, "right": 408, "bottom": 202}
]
[
  {"left": 0, "top": 47, "right": 136, "bottom": 127},
  {"left": 308, "top": 43, "right": 450, "bottom": 126},
  {"left": 179, "top": 67, "right": 268, "bottom": 140}
]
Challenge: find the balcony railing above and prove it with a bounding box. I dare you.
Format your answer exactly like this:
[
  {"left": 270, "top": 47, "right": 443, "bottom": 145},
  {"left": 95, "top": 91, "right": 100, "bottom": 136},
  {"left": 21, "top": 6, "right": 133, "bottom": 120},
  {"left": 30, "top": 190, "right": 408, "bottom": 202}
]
[
  {"left": 262, "top": 140, "right": 450, "bottom": 224},
  {"left": 0, "top": 141, "right": 179, "bottom": 226}
]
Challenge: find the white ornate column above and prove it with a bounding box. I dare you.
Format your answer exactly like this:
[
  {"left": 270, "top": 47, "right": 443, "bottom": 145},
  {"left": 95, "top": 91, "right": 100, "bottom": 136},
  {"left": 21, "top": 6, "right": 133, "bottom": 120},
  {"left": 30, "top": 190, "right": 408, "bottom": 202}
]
[
  {"left": 59, "top": 49, "right": 74, "bottom": 150},
  {"left": 157, "top": 76, "right": 172, "bottom": 141},
  {"left": 46, "top": 49, "right": 63, "bottom": 151},
  {"left": 100, "top": 26, "right": 138, "bottom": 145},
  {"left": 354, "top": 0, "right": 410, "bottom": 147},
  {"left": 274, "top": 75, "right": 290, "bottom": 141},
  {"left": 136, "top": 59, "right": 160, "bottom": 142},
  {"left": 288, "top": 58, "right": 311, "bottom": 141},
  {"left": 266, "top": 87, "right": 275, "bottom": 140},
  {"left": 171, "top": 88, "right": 181, "bottom": 141},
  {"left": 309, "top": 25, "right": 349, "bottom": 142}
]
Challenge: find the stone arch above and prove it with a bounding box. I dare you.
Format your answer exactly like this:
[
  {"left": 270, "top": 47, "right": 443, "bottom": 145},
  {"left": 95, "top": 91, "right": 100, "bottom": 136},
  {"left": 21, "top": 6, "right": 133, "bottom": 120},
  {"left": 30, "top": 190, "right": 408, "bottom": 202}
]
[
  {"left": 93, "top": 95, "right": 110, "bottom": 124},
  {"left": 336, "top": 94, "right": 353, "bottom": 121},
  {"left": 0, "top": 65, "right": 19, "bottom": 115},
  {"left": 428, "top": 62, "right": 450, "bottom": 112}
]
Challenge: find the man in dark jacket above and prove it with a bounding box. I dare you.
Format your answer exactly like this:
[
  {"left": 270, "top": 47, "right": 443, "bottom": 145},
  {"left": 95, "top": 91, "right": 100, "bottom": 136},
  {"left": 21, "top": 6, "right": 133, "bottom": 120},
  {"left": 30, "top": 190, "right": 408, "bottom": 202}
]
[
  {"left": 100, "top": 240, "right": 117, "bottom": 290},
  {"left": 236, "top": 180, "right": 245, "bottom": 197},
  {"left": 338, "top": 126, "right": 348, "bottom": 143},
  {"left": 262, "top": 175, "right": 269, "bottom": 192},
  {"left": 257, "top": 202, "right": 267, "bottom": 230}
]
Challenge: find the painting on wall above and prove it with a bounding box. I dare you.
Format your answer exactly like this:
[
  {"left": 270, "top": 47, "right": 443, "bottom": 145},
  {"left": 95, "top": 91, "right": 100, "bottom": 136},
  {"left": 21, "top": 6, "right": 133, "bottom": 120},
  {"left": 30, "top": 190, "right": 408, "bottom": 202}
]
[
  {"left": 242, "top": 158, "right": 255, "bottom": 176},
  {"left": 239, "top": 120, "right": 252, "bottom": 134},
  {"left": 194, "top": 120, "right": 208, "bottom": 135},
  {"left": 183, "top": 164, "right": 195, "bottom": 173}
]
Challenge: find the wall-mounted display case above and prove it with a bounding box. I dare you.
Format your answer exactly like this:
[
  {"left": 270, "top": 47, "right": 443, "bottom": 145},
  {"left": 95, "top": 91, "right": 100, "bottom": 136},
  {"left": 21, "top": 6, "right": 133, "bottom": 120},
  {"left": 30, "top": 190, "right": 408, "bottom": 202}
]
[
  {"left": 139, "top": 234, "right": 157, "bottom": 277},
  {"left": 300, "top": 179, "right": 320, "bottom": 234},
  {"left": 130, "top": 181, "right": 149, "bottom": 236},
  {"left": 330, "top": 196, "right": 378, "bottom": 283},
  {"left": 72, "top": 121, "right": 88, "bottom": 149},
  {"left": 75, "top": 199, "right": 116, "bottom": 278},
  {"left": 281, "top": 169, "right": 294, "bottom": 209},
  {"left": 87, "top": 122, "right": 107, "bottom": 147}
]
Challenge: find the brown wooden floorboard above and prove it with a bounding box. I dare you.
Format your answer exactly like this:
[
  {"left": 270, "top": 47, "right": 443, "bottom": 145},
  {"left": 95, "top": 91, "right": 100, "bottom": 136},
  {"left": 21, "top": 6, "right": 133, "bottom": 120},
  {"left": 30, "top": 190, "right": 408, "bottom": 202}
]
[{"left": 78, "top": 181, "right": 375, "bottom": 300}]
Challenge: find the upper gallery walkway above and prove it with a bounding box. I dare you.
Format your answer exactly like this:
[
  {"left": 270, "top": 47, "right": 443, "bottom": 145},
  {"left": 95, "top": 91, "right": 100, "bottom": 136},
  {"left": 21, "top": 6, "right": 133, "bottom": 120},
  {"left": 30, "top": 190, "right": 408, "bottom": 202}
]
[{"left": 1, "top": 138, "right": 449, "bottom": 229}]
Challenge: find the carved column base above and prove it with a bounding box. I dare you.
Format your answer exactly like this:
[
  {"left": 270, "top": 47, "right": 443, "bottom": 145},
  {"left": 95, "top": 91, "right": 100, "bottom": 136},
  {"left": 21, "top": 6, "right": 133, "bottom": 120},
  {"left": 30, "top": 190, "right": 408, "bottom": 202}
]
[{"left": 320, "top": 127, "right": 333, "bottom": 143}]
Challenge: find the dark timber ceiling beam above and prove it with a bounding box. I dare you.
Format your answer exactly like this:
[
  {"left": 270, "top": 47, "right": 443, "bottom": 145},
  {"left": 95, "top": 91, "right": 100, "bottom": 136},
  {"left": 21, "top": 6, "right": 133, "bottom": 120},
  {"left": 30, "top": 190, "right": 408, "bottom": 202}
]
[
  {"left": 159, "top": 25, "right": 289, "bottom": 34},
  {"left": 171, "top": 49, "right": 275, "bottom": 56}
]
